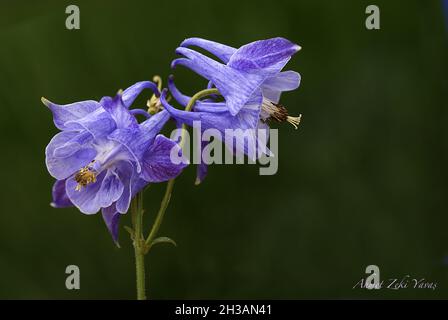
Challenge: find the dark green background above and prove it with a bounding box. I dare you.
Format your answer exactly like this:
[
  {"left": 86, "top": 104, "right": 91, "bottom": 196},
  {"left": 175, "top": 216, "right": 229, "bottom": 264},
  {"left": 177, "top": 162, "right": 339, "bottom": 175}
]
[{"left": 0, "top": 0, "right": 447, "bottom": 299}]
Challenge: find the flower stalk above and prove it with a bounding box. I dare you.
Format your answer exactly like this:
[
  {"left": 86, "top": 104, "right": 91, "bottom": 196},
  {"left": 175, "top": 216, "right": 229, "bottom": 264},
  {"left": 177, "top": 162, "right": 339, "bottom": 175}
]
[
  {"left": 131, "top": 88, "right": 220, "bottom": 300},
  {"left": 131, "top": 192, "right": 146, "bottom": 300}
]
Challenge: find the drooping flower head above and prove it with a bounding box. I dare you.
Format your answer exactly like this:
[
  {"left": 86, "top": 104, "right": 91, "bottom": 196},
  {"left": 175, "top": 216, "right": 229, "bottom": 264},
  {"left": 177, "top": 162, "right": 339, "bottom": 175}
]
[
  {"left": 164, "top": 38, "right": 302, "bottom": 183},
  {"left": 172, "top": 37, "right": 302, "bottom": 124},
  {"left": 44, "top": 81, "right": 188, "bottom": 243}
]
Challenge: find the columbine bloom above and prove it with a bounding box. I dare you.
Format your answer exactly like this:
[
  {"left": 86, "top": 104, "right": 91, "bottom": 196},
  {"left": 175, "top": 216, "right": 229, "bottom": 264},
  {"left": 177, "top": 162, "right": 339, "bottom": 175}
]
[
  {"left": 164, "top": 37, "right": 302, "bottom": 183},
  {"left": 172, "top": 37, "right": 302, "bottom": 126},
  {"left": 44, "top": 81, "right": 187, "bottom": 243}
]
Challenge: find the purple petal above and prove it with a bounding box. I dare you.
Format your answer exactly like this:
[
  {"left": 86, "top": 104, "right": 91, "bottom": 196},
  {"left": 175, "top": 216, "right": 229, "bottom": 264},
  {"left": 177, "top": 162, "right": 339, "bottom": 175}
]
[
  {"left": 180, "top": 37, "right": 237, "bottom": 63},
  {"left": 140, "top": 109, "right": 171, "bottom": 136},
  {"left": 141, "top": 135, "right": 188, "bottom": 182},
  {"left": 107, "top": 110, "right": 171, "bottom": 175},
  {"left": 130, "top": 109, "right": 151, "bottom": 119},
  {"left": 46, "top": 131, "right": 97, "bottom": 180},
  {"left": 168, "top": 75, "right": 191, "bottom": 106},
  {"left": 162, "top": 90, "right": 267, "bottom": 159},
  {"left": 131, "top": 178, "right": 149, "bottom": 199},
  {"left": 102, "top": 204, "right": 121, "bottom": 245},
  {"left": 65, "top": 166, "right": 126, "bottom": 215},
  {"left": 172, "top": 48, "right": 265, "bottom": 116},
  {"left": 42, "top": 98, "right": 102, "bottom": 131},
  {"left": 98, "top": 169, "right": 124, "bottom": 208},
  {"left": 262, "top": 71, "right": 301, "bottom": 103},
  {"left": 228, "top": 37, "right": 301, "bottom": 75},
  {"left": 121, "top": 81, "right": 159, "bottom": 108},
  {"left": 64, "top": 107, "right": 117, "bottom": 139},
  {"left": 100, "top": 94, "right": 138, "bottom": 129},
  {"left": 107, "top": 128, "right": 146, "bottom": 173},
  {"left": 196, "top": 141, "right": 209, "bottom": 185},
  {"left": 115, "top": 161, "right": 135, "bottom": 214},
  {"left": 51, "top": 179, "right": 73, "bottom": 208},
  {"left": 255, "top": 120, "right": 272, "bottom": 157},
  {"left": 65, "top": 171, "right": 107, "bottom": 214},
  {"left": 160, "top": 91, "right": 201, "bottom": 127},
  {"left": 52, "top": 131, "right": 92, "bottom": 158}
]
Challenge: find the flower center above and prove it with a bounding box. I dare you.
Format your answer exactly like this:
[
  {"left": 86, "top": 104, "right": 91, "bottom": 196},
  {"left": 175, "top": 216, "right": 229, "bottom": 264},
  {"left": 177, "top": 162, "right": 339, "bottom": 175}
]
[
  {"left": 147, "top": 75, "right": 163, "bottom": 115},
  {"left": 147, "top": 96, "right": 162, "bottom": 114},
  {"left": 261, "top": 99, "right": 302, "bottom": 129},
  {"left": 74, "top": 161, "right": 97, "bottom": 191}
]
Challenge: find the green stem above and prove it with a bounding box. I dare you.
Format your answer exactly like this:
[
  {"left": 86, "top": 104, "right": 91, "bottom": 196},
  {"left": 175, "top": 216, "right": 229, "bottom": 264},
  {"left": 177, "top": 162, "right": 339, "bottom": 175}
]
[
  {"left": 130, "top": 88, "right": 220, "bottom": 300},
  {"left": 144, "top": 88, "right": 220, "bottom": 248},
  {"left": 145, "top": 179, "right": 175, "bottom": 247},
  {"left": 131, "top": 192, "right": 146, "bottom": 300}
]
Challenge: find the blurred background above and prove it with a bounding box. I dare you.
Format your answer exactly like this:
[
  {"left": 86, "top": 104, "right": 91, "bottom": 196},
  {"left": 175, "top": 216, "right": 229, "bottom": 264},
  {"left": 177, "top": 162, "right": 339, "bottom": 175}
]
[{"left": 0, "top": 0, "right": 447, "bottom": 299}]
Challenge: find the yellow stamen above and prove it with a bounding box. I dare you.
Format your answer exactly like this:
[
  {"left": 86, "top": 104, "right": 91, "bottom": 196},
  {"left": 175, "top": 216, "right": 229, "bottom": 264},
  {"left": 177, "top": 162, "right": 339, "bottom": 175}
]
[
  {"left": 74, "top": 164, "right": 97, "bottom": 191},
  {"left": 147, "top": 75, "right": 164, "bottom": 115},
  {"left": 287, "top": 115, "right": 302, "bottom": 130}
]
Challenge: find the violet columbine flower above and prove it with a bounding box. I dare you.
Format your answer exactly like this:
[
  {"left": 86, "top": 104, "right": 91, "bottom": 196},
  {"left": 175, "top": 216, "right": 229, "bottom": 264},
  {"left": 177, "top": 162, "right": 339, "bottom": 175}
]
[
  {"left": 172, "top": 37, "right": 302, "bottom": 126},
  {"left": 44, "top": 81, "right": 188, "bottom": 243},
  {"left": 163, "top": 38, "right": 302, "bottom": 183}
]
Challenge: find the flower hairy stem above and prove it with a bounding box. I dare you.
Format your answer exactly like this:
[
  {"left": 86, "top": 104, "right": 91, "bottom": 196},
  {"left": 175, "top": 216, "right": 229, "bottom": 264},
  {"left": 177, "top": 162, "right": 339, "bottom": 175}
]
[{"left": 131, "top": 192, "right": 147, "bottom": 300}]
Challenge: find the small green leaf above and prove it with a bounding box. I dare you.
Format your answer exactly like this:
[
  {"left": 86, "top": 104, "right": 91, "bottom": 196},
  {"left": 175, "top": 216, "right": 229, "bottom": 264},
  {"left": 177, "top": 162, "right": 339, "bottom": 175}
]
[{"left": 151, "top": 236, "right": 177, "bottom": 248}]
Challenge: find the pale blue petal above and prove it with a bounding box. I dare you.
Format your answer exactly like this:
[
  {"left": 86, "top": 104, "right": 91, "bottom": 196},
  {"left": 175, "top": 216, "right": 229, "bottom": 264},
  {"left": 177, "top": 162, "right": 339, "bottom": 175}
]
[
  {"left": 228, "top": 37, "right": 301, "bottom": 75},
  {"left": 46, "top": 131, "right": 97, "bottom": 180},
  {"left": 121, "top": 81, "right": 159, "bottom": 108},
  {"left": 42, "top": 98, "right": 102, "bottom": 131},
  {"left": 180, "top": 37, "right": 237, "bottom": 63},
  {"left": 141, "top": 135, "right": 188, "bottom": 182}
]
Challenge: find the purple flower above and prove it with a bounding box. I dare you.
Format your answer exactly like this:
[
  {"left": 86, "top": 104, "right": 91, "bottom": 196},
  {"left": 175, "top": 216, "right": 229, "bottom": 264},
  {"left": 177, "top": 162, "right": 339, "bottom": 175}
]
[
  {"left": 44, "top": 81, "right": 188, "bottom": 243},
  {"left": 164, "top": 38, "right": 302, "bottom": 183},
  {"left": 172, "top": 37, "right": 302, "bottom": 119}
]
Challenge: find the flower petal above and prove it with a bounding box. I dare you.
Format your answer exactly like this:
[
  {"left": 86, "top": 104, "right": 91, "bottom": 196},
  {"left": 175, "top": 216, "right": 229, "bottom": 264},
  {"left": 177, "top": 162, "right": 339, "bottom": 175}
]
[
  {"left": 162, "top": 90, "right": 261, "bottom": 135},
  {"left": 98, "top": 169, "right": 124, "bottom": 208},
  {"left": 173, "top": 47, "right": 265, "bottom": 115},
  {"left": 262, "top": 71, "right": 301, "bottom": 103},
  {"left": 102, "top": 204, "right": 121, "bottom": 245},
  {"left": 162, "top": 91, "right": 266, "bottom": 159},
  {"left": 64, "top": 107, "right": 116, "bottom": 139},
  {"left": 141, "top": 135, "right": 188, "bottom": 182},
  {"left": 52, "top": 131, "right": 92, "bottom": 158},
  {"left": 168, "top": 75, "right": 190, "bottom": 106},
  {"left": 115, "top": 161, "right": 148, "bottom": 214},
  {"left": 107, "top": 128, "right": 146, "bottom": 173},
  {"left": 121, "top": 81, "right": 159, "bottom": 108},
  {"left": 65, "top": 171, "right": 107, "bottom": 214},
  {"left": 100, "top": 94, "right": 138, "bottom": 129},
  {"left": 46, "top": 131, "right": 97, "bottom": 180},
  {"left": 228, "top": 37, "right": 301, "bottom": 75},
  {"left": 196, "top": 140, "right": 209, "bottom": 185},
  {"left": 140, "top": 109, "right": 171, "bottom": 137},
  {"left": 42, "top": 98, "right": 102, "bottom": 131},
  {"left": 180, "top": 37, "right": 237, "bottom": 63},
  {"left": 50, "top": 179, "right": 73, "bottom": 208}
]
